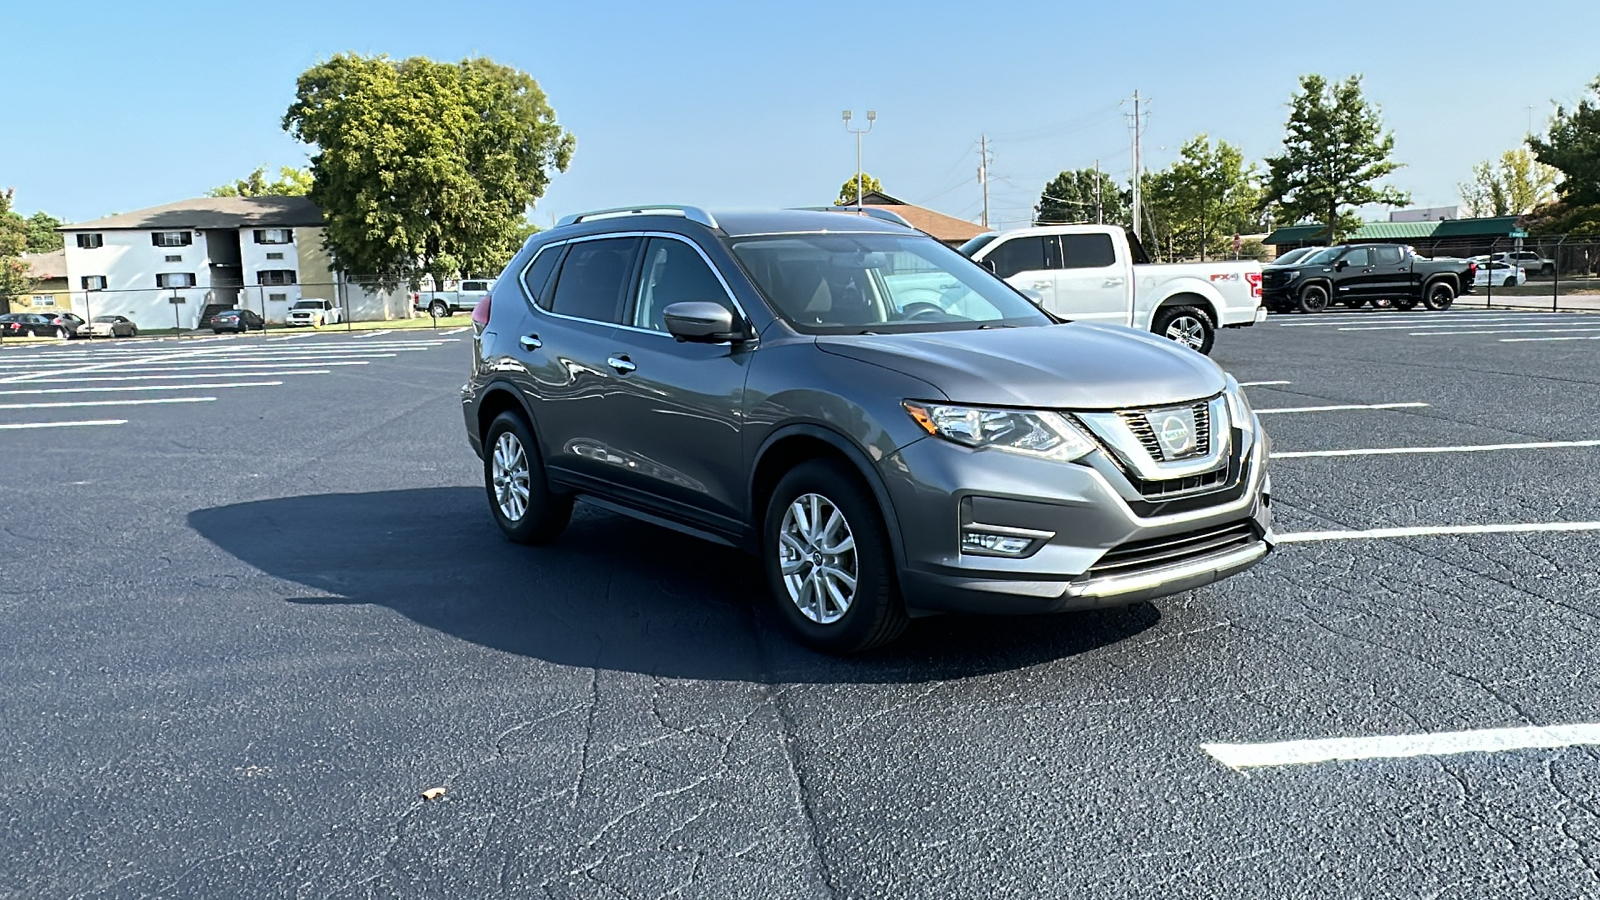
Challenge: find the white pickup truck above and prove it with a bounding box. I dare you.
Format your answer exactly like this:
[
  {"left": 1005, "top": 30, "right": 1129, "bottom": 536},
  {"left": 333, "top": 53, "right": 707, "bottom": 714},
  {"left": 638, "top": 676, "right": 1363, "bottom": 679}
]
[
  {"left": 412, "top": 279, "right": 495, "bottom": 318},
  {"left": 958, "top": 225, "right": 1264, "bottom": 354}
]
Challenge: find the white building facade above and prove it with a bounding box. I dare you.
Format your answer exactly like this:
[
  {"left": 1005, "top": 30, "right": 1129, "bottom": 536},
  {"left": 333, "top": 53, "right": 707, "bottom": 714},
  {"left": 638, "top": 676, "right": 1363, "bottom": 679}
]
[{"left": 59, "top": 197, "right": 342, "bottom": 329}]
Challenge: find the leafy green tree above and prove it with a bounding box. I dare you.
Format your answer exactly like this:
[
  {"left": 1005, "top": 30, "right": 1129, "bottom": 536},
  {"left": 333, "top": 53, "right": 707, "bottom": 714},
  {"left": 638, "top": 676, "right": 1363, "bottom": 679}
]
[
  {"left": 1261, "top": 74, "right": 1409, "bottom": 241},
  {"left": 283, "top": 54, "right": 574, "bottom": 284},
  {"left": 208, "top": 166, "right": 314, "bottom": 198},
  {"left": 835, "top": 173, "right": 883, "bottom": 206},
  {"left": 1142, "top": 136, "right": 1261, "bottom": 260},
  {"left": 1531, "top": 75, "right": 1600, "bottom": 207},
  {"left": 1036, "top": 168, "right": 1129, "bottom": 226},
  {"left": 1460, "top": 148, "right": 1560, "bottom": 216},
  {"left": 0, "top": 189, "right": 31, "bottom": 302},
  {"left": 24, "top": 212, "right": 63, "bottom": 252}
]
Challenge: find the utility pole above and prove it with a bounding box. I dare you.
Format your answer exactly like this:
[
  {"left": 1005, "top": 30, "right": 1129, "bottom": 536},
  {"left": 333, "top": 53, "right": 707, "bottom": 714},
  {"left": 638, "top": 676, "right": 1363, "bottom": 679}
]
[
  {"left": 843, "top": 110, "right": 877, "bottom": 209},
  {"left": 1130, "top": 91, "right": 1143, "bottom": 245},
  {"left": 1094, "top": 158, "right": 1103, "bottom": 224},
  {"left": 978, "top": 133, "right": 990, "bottom": 229}
]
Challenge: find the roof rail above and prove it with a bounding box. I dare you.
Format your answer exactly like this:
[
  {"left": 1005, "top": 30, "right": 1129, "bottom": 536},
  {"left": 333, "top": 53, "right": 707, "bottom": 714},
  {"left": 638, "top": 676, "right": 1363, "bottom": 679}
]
[
  {"left": 555, "top": 205, "right": 718, "bottom": 230},
  {"left": 790, "top": 206, "right": 915, "bottom": 229}
]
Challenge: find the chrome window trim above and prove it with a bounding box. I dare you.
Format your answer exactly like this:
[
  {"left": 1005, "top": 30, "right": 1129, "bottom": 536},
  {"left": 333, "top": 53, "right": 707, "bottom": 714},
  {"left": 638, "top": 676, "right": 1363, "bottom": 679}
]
[
  {"left": 726, "top": 229, "right": 908, "bottom": 238},
  {"left": 517, "top": 231, "right": 755, "bottom": 337}
]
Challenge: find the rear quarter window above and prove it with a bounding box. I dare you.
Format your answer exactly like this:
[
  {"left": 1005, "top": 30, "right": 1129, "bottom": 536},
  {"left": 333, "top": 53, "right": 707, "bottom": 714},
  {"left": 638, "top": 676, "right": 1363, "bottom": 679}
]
[{"left": 519, "top": 245, "right": 564, "bottom": 310}]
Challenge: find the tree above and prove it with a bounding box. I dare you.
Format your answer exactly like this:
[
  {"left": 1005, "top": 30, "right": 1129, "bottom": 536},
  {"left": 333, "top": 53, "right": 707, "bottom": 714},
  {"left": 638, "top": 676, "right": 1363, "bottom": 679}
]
[
  {"left": 1141, "top": 136, "right": 1262, "bottom": 260},
  {"left": 1530, "top": 75, "right": 1600, "bottom": 207},
  {"left": 835, "top": 173, "right": 883, "bottom": 206},
  {"left": 283, "top": 54, "right": 574, "bottom": 284},
  {"left": 0, "top": 190, "right": 31, "bottom": 301},
  {"left": 1260, "top": 74, "right": 1409, "bottom": 241},
  {"left": 1036, "top": 168, "right": 1129, "bottom": 226},
  {"left": 1460, "top": 148, "right": 1560, "bottom": 217},
  {"left": 208, "top": 166, "right": 314, "bottom": 198}
]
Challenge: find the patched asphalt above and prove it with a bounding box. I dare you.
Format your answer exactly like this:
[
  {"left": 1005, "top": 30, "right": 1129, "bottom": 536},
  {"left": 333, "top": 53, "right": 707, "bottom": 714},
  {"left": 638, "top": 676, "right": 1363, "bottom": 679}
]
[{"left": 4, "top": 311, "right": 1600, "bottom": 898}]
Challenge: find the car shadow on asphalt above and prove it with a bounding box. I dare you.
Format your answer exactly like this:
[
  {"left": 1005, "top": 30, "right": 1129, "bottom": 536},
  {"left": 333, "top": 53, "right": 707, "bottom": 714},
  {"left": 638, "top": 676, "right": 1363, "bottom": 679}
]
[{"left": 188, "top": 487, "right": 1157, "bottom": 684}]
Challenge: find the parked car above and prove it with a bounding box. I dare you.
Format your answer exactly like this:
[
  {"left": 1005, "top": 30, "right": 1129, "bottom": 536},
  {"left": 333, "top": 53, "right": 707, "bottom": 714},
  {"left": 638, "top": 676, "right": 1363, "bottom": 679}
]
[
  {"left": 205, "top": 308, "right": 264, "bottom": 334},
  {"left": 1473, "top": 251, "right": 1554, "bottom": 276},
  {"left": 1472, "top": 261, "right": 1527, "bottom": 287},
  {"left": 81, "top": 315, "right": 139, "bottom": 338},
  {"left": 1, "top": 311, "right": 82, "bottom": 339},
  {"left": 1268, "top": 246, "right": 1327, "bottom": 267},
  {"left": 463, "top": 205, "right": 1273, "bottom": 653},
  {"left": 1260, "top": 244, "right": 1476, "bottom": 312},
  {"left": 285, "top": 299, "right": 341, "bottom": 328},
  {"left": 413, "top": 279, "right": 495, "bottom": 318},
  {"left": 956, "top": 225, "right": 1263, "bottom": 355}
]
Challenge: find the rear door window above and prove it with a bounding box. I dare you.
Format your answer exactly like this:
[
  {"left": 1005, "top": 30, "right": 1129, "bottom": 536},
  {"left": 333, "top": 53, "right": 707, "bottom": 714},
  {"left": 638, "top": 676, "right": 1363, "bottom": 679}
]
[
  {"left": 1373, "top": 246, "right": 1402, "bottom": 265},
  {"left": 547, "top": 238, "right": 641, "bottom": 323},
  {"left": 985, "top": 236, "right": 1049, "bottom": 279},
  {"left": 1060, "top": 233, "right": 1117, "bottom": 269}
]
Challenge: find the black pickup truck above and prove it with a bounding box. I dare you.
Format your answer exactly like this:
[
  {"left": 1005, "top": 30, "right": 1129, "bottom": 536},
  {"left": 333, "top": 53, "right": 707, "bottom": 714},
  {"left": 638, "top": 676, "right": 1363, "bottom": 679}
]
[{"left": 1261, "top": 244, "right": 1476, "bottom": 313}]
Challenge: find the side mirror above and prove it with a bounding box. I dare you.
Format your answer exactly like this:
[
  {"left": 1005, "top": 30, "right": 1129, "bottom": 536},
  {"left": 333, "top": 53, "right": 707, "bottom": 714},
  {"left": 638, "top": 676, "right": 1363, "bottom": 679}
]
[
  {"left": 662, "top": 301, "right": 745, "bottom": 343},
  {"left": 1334, "top": 259, "right": 1348, "bottom": 271},
  {"left": 980, "top": 258, "right": 997, "bottom": 274}
]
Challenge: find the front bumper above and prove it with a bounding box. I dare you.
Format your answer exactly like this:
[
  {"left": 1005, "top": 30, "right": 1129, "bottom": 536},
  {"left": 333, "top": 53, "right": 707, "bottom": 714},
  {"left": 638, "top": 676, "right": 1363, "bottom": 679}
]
[{"left": 881, "top": 427, "right": 1273, "bottom": 615}]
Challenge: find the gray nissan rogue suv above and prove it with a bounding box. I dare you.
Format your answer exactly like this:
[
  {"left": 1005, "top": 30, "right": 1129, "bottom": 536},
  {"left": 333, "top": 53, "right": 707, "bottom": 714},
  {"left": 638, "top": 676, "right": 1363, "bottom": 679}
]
[{"left": 463, "top": 206, "right": 1273, "bottom": 652}]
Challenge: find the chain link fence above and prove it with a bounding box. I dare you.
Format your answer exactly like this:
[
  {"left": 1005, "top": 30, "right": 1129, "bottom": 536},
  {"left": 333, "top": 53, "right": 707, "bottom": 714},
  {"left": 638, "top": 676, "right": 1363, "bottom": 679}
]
[{"left": 1399, "top": 235, "right": 1600, "bottom": 312}]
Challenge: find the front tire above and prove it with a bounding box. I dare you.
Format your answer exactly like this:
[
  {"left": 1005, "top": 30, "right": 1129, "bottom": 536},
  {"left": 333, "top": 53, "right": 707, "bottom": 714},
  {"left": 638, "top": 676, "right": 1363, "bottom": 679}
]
[
  {"left": 483, "top": 412, "right": 571, "bottom": 544},
  {"left": 1152, "top": 305, "right": 1216, "bottom": 355},
  {"left": 1423, "top": 281, "right": 1455, "bottom": 311},
  {"left": 430, "top": 301, "right": 450, "bottom": 319},
  {"left": 1297, "top": 284, "right": 1330, "bottom": 314},
  {"left": 56, "top": 327, "right": 70, "bottom": 340},
  {"left": 763, "top": 459, "right": 906, "bottom": 653}
]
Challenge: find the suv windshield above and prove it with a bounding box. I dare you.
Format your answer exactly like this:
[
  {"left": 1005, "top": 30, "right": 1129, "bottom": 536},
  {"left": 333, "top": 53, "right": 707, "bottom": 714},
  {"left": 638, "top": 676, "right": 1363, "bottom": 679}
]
[{"left": 730, "top": 233, "right": 1051, "bottom": 334}]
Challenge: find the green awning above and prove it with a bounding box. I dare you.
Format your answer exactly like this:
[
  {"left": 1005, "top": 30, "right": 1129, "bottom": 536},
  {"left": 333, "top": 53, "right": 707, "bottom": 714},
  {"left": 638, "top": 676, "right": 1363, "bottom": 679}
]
[{"left": 1265, "top": 216, "right": 1527, "bottom": 245}]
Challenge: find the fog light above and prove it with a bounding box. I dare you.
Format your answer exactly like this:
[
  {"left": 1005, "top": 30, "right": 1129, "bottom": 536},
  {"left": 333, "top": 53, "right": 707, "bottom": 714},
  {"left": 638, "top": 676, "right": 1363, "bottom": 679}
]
[{"left": 961, "top": 532, "right": 1033, "bottom": 556}]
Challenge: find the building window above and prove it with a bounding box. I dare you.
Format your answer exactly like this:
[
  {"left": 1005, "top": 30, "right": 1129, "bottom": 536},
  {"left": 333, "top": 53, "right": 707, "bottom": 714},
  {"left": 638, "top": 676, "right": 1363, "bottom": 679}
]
[
  {"left": 265, "top": 252, "right": 285, "bottom": 261},
  {"left": 152, "top": 231, "right": 193, "bottom": 248},
  {"left": 76, "top": 233, "right": 104, "bottom": 249},
  {"left": 164, "top": 254, "right": 183, "bottom": 263},
  {"left": 268, "top": 293, "right": 287, "bottom": 303},
  {"left": 257, "top": 269, "right": 297, "bottom": 286},
  {"left": 253, "top": 229, "right": 293, "bottom": 244},
  {"left": 156, "top": 273, "right": 197, "bottom": 288},
  {"left": 81, "top": 275, "right": 107, "bottom": 290},
  {"left": 31, "top": 296, "right": 53, "bottom": 308}
]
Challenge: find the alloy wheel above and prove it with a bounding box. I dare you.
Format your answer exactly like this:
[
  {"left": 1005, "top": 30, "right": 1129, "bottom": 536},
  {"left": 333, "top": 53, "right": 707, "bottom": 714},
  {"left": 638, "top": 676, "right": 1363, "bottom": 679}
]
[
  {"left": 492, "top": 432, "right": 532, "bottom": 522},
  {"left": 1164, "top": 315, "right": 1207, "bottom": 350},
  {"left": 778, "top": 492, "right": 858, "bottom": 625}
]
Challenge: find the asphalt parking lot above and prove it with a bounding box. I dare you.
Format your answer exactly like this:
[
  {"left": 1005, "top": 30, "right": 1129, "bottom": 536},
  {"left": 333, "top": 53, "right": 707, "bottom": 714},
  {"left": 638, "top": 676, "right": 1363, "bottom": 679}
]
[{"left": 4, "top": 309, "right": 1600, "bottom": 899}]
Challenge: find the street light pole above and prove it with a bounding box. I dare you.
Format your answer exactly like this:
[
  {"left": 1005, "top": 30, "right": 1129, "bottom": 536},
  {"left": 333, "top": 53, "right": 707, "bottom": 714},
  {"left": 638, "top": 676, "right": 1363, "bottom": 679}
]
[{"left": 843, "top": 110, "right": 876, "bottom": 209}]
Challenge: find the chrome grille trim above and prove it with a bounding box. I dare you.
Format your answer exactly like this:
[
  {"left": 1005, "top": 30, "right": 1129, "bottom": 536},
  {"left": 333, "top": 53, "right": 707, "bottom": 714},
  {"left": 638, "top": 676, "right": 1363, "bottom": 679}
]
[
  {"left": 1118, "top": 401, "right": 1211, "bottom": 462},
  {"left": 1089, "top": 520, "right": 1256, "bottom": 577}
]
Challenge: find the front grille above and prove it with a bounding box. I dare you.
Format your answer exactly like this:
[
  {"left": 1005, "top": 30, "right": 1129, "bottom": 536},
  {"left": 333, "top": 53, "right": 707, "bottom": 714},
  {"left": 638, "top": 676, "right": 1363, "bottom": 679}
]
[
  {"left": 1129, "top": 465, "right": 1230, "bottom": 499},
  {"left": 1119, "top": 400, "right": 1211, "bottom": 461},
  {"left": 1088, "top": 520, "right": 1257, "bottom": 578}
]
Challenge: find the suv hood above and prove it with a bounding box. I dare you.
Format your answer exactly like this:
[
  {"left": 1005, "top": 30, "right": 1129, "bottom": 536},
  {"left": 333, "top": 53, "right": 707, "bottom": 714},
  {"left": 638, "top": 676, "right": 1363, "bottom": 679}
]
[{"left": 816, "top": 323, "right": 1226, "bottom": 410}]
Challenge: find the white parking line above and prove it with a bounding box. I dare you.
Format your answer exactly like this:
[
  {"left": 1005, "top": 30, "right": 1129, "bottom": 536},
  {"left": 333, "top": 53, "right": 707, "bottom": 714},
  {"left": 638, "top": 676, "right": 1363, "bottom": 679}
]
[
  {"left": 0, "top": 419, "right": 127, "bottom": 430},
  {"left": 0, "top": 397, "right": 216, "bottom": 410},
  {"left": 441, "top": 326, "right": 469, "bottom": 335},
  {"left": 5, "top": 361, "right": 373, "bottom": 375},
  {"left": 0, "top": 381, "right": 282, "bottom": 395},
  {"left": 355, "top": 330, "right": 393, "bottom": 338},
  {"left": 1239, "top": 380, "right": 1291, "bottom": 386},
  {"left": 1412, "top": 328, "right": 1600, "bottom": 337},
  {"left": 1204, "top": 723, "right": 1600, "bottom": 769},
  {"left": 1277, "top": 521, "right": 1600, "bottom": 542},
  {"left": 1275, "top": 314, "right": 1565, "bottom": 327},
  {"left": 19, "top": 370, "right": 332, "bottom": 383},
  {"left": 1501, "top": 335, "right": 1600, "bottom": 343},
  {"left": 1256, "top": 402, "right": 1428, "bottom": 415},
  {"left": 1332, "top": 321, "right": 1582, "bottom": 332},
  {"left": 1271, "top": 439, "right": 1600, "bottom": 459}
]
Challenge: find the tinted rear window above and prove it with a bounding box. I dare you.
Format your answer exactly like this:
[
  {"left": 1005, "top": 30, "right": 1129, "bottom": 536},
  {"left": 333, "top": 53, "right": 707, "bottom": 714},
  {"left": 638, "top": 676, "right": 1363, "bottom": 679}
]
[
  {"left": 1061, "top": 233, "right": 1116, "bottom": 268},
  {"left": 520, "top": 245, "right": 563, "bottom": 310},
  {"left": 547, "top": 238, "right": 640, "bottom": 323}
]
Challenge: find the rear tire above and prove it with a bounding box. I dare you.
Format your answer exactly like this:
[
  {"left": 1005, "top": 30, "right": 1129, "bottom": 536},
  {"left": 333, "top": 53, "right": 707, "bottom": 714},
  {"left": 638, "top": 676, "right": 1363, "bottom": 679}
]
[
  {"left": 1151, "top": 305, "right": 1216, "bottom": 355},
  {"left": 56, "top": 327, "right": 70, "bottom": 340},
  {"left": 483, "top": 412, "right": 571, "bottom": 545},
  {"left": 1423, "top": 281, "right": 1455, "bottom": 311},
  {"left": 763, "top": 459, "right": 907, "bottom": 654},
  {"left": 1297, "top": 284, "right": 1330, "bottom": 314},
  {"left": 430, "top": 301, "right": 450, "bottom": 318}
]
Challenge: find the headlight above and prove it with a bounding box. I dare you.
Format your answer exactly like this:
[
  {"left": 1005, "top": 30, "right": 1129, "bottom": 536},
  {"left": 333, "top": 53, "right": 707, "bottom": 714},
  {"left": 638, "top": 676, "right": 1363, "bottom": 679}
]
[
  {"left": 1280, "top": 270, "right": 1299, "bottom": 282},
  {"left": 903, "top": 401, "right": 1094, "bottom": 461},
  {"left": 1224, "top": 376, "right": 1255, "bottom": 434}
]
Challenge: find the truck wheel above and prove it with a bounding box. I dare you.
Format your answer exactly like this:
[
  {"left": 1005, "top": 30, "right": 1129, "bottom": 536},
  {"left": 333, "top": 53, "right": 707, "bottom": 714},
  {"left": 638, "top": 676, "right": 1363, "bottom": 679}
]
[
  {"left": 764, "top": 458, "right": 906, "bottom": 654},
  {"left": 1423, "top": 281, "right": 1455, "bottom": 311},
  {"left": 430, "top": 301, "right": 450, "bottom": 318},
  {"left": 1152, "top": 305, "right": 1215, "bottom": 354},
  {"left": 483, "top": 412, "right": 572, "bottom": 544},
  {"left": 1297, "top": 285, "right": 1330, "bottom": 314}
]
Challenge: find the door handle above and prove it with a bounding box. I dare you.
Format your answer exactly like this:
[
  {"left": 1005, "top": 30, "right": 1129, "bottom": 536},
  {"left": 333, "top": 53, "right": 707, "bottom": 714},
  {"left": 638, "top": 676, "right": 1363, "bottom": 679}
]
[
  {"left": 1103, "top": 277, "right": 1126, "bottom": 287},
  {"left": 519, "top": 334, "right": 542, "bottom": 350},
  {"left": 1030, "top": 281, "right": 1051, "bottom": 290},
  {"left": 607, "top": 355, "right": 636, "bottom": 375}
]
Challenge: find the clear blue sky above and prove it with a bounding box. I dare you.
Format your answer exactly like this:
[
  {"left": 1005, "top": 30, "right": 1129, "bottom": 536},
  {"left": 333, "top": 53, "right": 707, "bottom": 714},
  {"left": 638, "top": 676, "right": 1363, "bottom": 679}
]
[{"left": 5, "top": 0, "right": 1595, "bottom": 231}]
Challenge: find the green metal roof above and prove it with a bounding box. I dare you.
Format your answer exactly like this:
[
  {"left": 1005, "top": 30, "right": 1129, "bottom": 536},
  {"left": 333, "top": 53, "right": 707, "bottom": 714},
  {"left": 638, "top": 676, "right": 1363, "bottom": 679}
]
[{"left": 1264, "top": 215, "right": 1528, "bottom": 245}]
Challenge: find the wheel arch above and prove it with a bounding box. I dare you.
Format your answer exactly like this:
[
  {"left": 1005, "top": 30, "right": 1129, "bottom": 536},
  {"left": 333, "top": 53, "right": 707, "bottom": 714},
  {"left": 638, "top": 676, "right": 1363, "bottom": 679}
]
[
  {"left": 475, "top": 381, "right": 538, "bottom": 454},
  {"left": 1142, "top": 282, "right": 1221, "bottom": 332},
  {"left": 748, "top": 424, "right": 907, "bottom": 567},
  {"left": 1422, "top": 272, "right": 1459, "bottom": 295}
]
